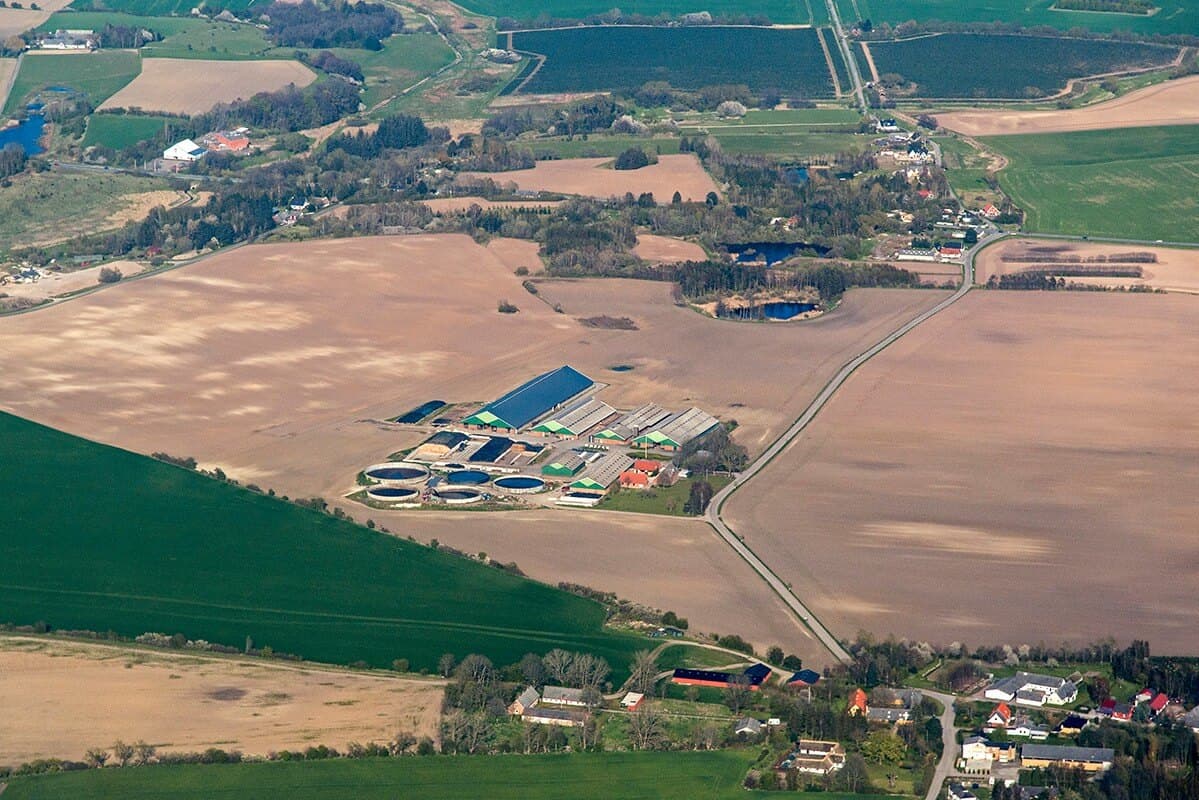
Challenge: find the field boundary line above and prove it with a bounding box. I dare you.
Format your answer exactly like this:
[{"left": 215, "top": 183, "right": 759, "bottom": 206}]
[
  {"left": 859, "top": 40, "right": 880, "bottom": 83},
  {"left": 704, "top": 259, "right": 976, "bottom": 664},
  {"left": 815, "top": 26, "right": 842, "bottom": 97}
]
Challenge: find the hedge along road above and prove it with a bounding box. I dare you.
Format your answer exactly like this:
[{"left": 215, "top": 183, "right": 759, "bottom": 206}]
[{"left": 705, "top": 248, "right": 980, "bottom": 664}]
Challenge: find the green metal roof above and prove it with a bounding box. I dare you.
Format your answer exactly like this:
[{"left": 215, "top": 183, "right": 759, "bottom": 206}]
[
  {"left": 532, "top": 420, "right": 572, "bottom": 435},
  {"left": 463, "top": 409, "right": 514, "bottom": 429},
  {"left": 633, "top": 430, "right": 678, "bottom": 447},
  {"left": 570, "top": 477, "right": 606, "bottom": 490}
]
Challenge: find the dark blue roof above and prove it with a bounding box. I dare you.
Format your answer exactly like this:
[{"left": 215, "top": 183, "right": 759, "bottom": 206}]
[
  {"left": 479, "top": 365, "right": 593, "bottom": 429},
  {"left": 743, "top": 663, "right": 772, "bottom": 683},
  {"left": 787, "top": 669, "right": 821, "bottom": 685},
  {"left": 672, "top": 666, "right": 770, "bottom": 687}
]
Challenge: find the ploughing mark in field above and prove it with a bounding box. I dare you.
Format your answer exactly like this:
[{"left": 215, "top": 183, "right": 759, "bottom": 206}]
[{"left": 100, "top": 58, "right": 316, "bottom": 115}]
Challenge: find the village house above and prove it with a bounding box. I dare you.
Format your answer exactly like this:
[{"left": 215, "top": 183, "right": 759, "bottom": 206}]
[
  {"left": 1020, "top": 744, "right": 1115, "bottom": 773},
  {"left": 734, "top": 717, "right": 763, "bottom": 737},
  {"left": 984, "top": 672, "right": 1078, "bottom": 706},
  {"left": 847, "top": 687, "right": 869, "bottom": 716},
  {"left": 985, "top": 702, "right": 1013, "bottom": 731},
  {"left": 775, "top": 739, "right": 846, "bottom": 778},
  {"left": 541, "top": 686, "right": 588, "bottom": 707},
  {"left": 508, "top": 686, "right": 540, "bottom": 716},
  {"left": 620, "top": 692, "right": 645, "bottom": 711}
]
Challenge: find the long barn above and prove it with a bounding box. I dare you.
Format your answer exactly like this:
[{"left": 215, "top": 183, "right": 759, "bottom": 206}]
[{"left": 463, "top": 366, "right": 593, "bottom": 432}]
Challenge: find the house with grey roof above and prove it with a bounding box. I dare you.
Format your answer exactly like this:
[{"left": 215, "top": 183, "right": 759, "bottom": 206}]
[
  {"left": 985, "top": 672, "right": 1077, "bottom": 706},
  {"left": 1020, "top": 744, "right": 1114, "bottom": 772}
]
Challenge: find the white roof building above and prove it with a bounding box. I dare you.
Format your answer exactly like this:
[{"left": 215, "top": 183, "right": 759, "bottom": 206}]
[{"left": 164, "top": 139, "right": 206, "bottom": 162}]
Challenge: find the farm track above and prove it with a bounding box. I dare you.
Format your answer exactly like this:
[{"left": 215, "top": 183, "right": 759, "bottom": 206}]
[{"left": 815, "top": 27, "right": 842, "bottom": 98}]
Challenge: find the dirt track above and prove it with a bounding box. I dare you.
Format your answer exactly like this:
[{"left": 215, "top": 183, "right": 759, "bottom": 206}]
[
  {"left": 100, "top": 58, "right": 315, "bottom": 115},
  {"left": 460, "top": 154, "right": 719, "bottom": 202},
  {"left": 976, "top": 238, "right": 1199, "bottom": 294},
  {"left": 724, "top": 291, "right": 1199, "bottom": 654},
  {"left": 938, "top": 75, "right": 1199, "bottom": 136},
  {"left": 0, "top": 636, "right": 443, "bottom": 764}
]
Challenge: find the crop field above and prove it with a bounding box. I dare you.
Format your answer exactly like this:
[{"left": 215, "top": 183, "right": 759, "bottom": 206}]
[
  {"left": 842, "top": 0, "right": 1198, "bottom": 34},
  {"left": 460, "top": 154, "right": 719, "bottom": 202},
  {"left": 0, "top": 411, "right": 645, "bottom": 674},
  {"left": 985, "top": 124, "right": 1199, "bottom": 240},
  {"left": 724, "top": 291, "right": 1199, "bottom": 655},
  {"left": 468, "top": 0, "right": 824, "bottom": 23},
  {"left": 975, "top": 238, "right": 1199, "bottom": 293},
  {"left": 508, "top": 27, "right": 836, "bottom": 96},
  {"left": 99, "top": 57, "right": 315, "bottom": 114},
  {"left": 83, "top": 113, "right": 175, "bottom": 149},
  {"left": 0, "top": 0, "right": 69, "bottom": 39},
  {"left": 0, "top": 636, "right": 444, "bottom": 763},
  {"left": 0, "top": 234, "right": 949, "bottom": 663},
  {"left": 69, "top": 0, "right": 259, "bottom": 14},
  {"left": 632, "top": 233, "right": 706, "bottom": 264},
  {"left": 3, "top": 50, "right": 141, "bottom": 114},
  {"left": 0, "top": 170, "right": 173, "bottom": 249},
  {"left": 937, "top": 74, "right": 1199, "bottom": 135},
  {"left": 862, "top": 34, "right": 1179, "bottom": 98},
  {"left": 512, "top": 136, "right": 682, "bottom": 159},
  {"left": 1, "top": 751, "right": 772, "bottom": 799},
  {"left": 39, "top": 12, "right": 275, "bottom": 59},
  {"left": 677, "top": 108, "right": 872, "bottom": 158}
]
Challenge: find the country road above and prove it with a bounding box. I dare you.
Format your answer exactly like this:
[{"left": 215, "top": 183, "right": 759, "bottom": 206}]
[
  {"left": 705, "top": 245, "right": 980, "bottom": 664},
  {"left": 923, "top": 690, "right": 960, "bottom": 800}
]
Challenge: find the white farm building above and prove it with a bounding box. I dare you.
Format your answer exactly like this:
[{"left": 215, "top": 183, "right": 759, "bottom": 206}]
[{"left": 164, "top": 139, "right": 206, "bottom": 162}]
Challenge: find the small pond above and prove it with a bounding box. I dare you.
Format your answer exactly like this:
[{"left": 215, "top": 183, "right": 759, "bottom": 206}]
[
  {"left": 723, "top": 241, "right": 830, "bottom": 265},
  {"left": 0, "top": 115, "right": 45, "bottom": 156},
  {"left": 718, "top": 301, "right": 819, "bottom": 321}
]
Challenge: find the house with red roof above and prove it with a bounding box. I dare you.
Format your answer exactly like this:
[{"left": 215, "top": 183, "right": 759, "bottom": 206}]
[
  {"left": 986, "top": 702, "right": 1013, "bottom": 730},
  {"left": 618, "top": 470, "right": 651, "bottom": 490},
  {"left": 848, "top": 688, "right": 868, "bottom": 717},
  {"left": 981, "top": 203, "right": 1001, "bottom": 219},
  {"left": 1148, "top": 693, "right": 1169, "bottom": 714},
  {"left": 631, "top": 459, "right": 661, "bottom": 475}
]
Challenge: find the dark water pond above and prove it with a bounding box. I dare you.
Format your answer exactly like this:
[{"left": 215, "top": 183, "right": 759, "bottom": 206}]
[
  {"left": 0, "top": 115, "right": 45, "bottom": 155},
  {"left": 719, "top": 301, "right": 819, "bottom": 321},
  {"left": 723, "top": 241, "right": 830, "bottom": 265}
]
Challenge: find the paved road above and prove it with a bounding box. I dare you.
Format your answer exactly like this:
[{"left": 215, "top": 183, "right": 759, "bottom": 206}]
[
  {"left": 923, "top": 690, "right": 960, "bottom": 800},
  {"left": 822, "top": 0, "right": 868, "bottom": 113},
  {"left": 705, "top": 252, "right": 979, "bottom": 664}
]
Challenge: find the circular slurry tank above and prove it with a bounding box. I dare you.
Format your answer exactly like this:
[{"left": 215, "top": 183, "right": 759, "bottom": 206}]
[
  {"left": 363, "top": 462, "right": 429, "bottom": 485},
  {"left": 493, "top": 475, "right": 546, "bottom": 494},
  {"left": 366, "top": 486, "right": 420, "bottom": 503},
  {"left": 446, "top": 469, "right": 491, "bottom": 485},
  {"left": 433, "top": 488, "right": 485, "bottom": 505}
]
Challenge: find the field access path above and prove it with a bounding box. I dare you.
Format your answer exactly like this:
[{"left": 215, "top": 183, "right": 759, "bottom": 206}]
[{"left": 704, "top": 248, "right": 980, "bottom": 664}]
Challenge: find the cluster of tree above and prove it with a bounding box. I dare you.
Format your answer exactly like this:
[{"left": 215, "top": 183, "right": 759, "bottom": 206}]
[
  {"left": 326, "top": 113, "right": 434, "bottom": 157},
  {"left": 629, "top": 81, "right": 791, "bottom": 112},
  {"left": 0, "top": 143, "right": 27, "bottom": 180},
  {"left": 448, "top": 136, "right": 535, "bottom": 171},
  {"left": 99, "top": 23, "right": 159, "bottom": 48},
  {"left": 482, "top": 97, "right": 625, "bottom": 138},
  {"left": 302, "top": 49, "right": 365, "bottom": 82},
  {"left": 612, "top": 147, "right": 652, "bottom": 170},
  {"left": 496, "top": 10, "right": 772, "bottom": 31},
  {"left": 665, "top": 259, "right": 918, "bottom": 302},
  {"left": 263, "top": 0, "right": 402, "bottom": 49},
  {"left": 676, "top": 425, "right": 748, "bottom": 474},
  {"left": 197, "top": 80, "right": 361, "bottom": 134}
]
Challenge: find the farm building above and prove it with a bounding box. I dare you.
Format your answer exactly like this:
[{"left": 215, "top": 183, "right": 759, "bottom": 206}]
[
  {"left": 1020, "top": 744, "right": 1114, "bottom": 772},
  {"left": 621, "top": 692, "right": 645, "bottom": 710},
  {"left": 570, "top": 452, "right": 633, "bottom": 495},
  {"left": 508, "top": 686, "right": 540, "bottom": 716},
  {"left": 464, "top": 365, "right": 593, "bottom": 431},
  {"left": 542, "top": 686, "right": 588, "bottom": 707},
  {"left": 523, "top": 706, "right": 585, "bottom": 727},
  {"left": 163, "top": 139, "right": 206, "bottom": 162},
  {"left": 408, "top": 430, "right": 468, "bottom": 462},
  {"left": 775, "top": 739, "right": 846, "bottom": 776},
  {"left": 530, "top": 396, "right": 615, "bottom": 437},
  {"left": 631, "top": 407, "right": 720, "bottom": 451},
  {"left": 200, "top": 129, "right": 251, "bottom": 152},
  {"left": 541, "top": 453, "right": 585, "bottom": 477},
  {"left": 38, "top": 30, "right": 96, "bottom": 50},
  {"left": 985, "top": 672, "right": 1077, "bottom": 706},
  {"left": 618, "top": 470, "right": 652, "bottom": 489},
  {"left": 786, "top": 669, "right": 821, "bottom": 688},
  {"left": 593, "top": 403, "right": 672, "bottom": 444},
  {"left": 671, "top": 663, "right": 772, "bottom": 691}
]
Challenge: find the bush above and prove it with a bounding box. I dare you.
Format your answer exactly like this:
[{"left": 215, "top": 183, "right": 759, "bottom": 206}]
[
  {"left": 497, "top": 300, "right": 519, "bottom": 313},
  {"left": 97, "top": 266, "right": 123, "bottom": 284}
]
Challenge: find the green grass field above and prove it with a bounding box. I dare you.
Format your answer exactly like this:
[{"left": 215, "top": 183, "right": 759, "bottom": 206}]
[
  {"left": 514, "top": 135, "right": 682, "bottom": 159},
  {"left": 319, "top": 33, "right": 455, "bottom": 108},
  {"left": 1, "top": 752, "right": 763, "bottom": 799},
  {"left": 0, "top": 171, "right": 171, "bottom": 250},
  {"left": 0, "top": 413, "right": 644, "bottom": 675},
  {"left": 3, "top": 51, "right": 141, "bottom": 114},
  {"left": 842, "top": 0, "right": 1198, "bottom": 35},
  {"left": 985, "top": 125, "right": 1199, "bottom": 241},
  {"left": 40, "top": 12, "right": 280, "bottom": 59},
  {"left": 677, "top": 108, "right": 868, "bottom": 158},
  {"left": 474, "top": 0, "right": 823, "bottom": 23},
  {"left": 69, "top": 0, "right": 259, "bottom": 14},
  {"left": 598, "top": 476, "right": 732, "bottom": 516},
  {"left": 82, "top": 113, "right": 175, "bottom": 149}
]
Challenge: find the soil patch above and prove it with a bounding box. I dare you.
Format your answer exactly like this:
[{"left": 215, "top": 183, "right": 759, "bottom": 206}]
[
  {"left": 976, "top": 237, "right": 1199, "bottom": 293},
  {"left": 460, "top": 154, "right": 719, "bottom": 203},
  {"left": 100, "top": 58, "right": 316, "bottom": 115},
  {"left": 633, "top": 234, "right": 706, "bottom": 264}
]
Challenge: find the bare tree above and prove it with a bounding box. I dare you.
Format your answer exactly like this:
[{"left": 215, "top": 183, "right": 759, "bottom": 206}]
[
  {"left": 571, "top": 653, "right": 610, "bottom": 689},
  {"left": 692, "top": 721, "right": 721, "bottom": 750},
  {"left": 461, "top": 712, "right": 490, "bottom": 754},
  {"left": 85, "top": 747, "right": 110, "bottom": 768},
  {"left": 441, "top": 709, "right": 468, "bottom": 753},
  {"left": 438, "top": 652, "right": 456, "bottom": 678},
  {"left": 132, "top": 741, "right": 156, "bottom": 766},
  {"left": 580, "top": 685, "right": 603, "bottom": 710},
  {"left": 112, "top": 740, "right": 134, "bottom": 767},
  {"left": 389, "top": 731, "right": 416, "bottom": 755},
  {"left": 723, "top": 674, "right": 752, "bottom": 715},
  {"left": 543, "top": 649, "right": 573, "bottom": 684},
  {"left": 628, "top": 650, "right": 659, "bottom": 694},
  {"left": 519, "top": 653, "right": 546, "bottom": 686},
  {"left": 628, "top": 705, "right": 667, "bottom": 750}
]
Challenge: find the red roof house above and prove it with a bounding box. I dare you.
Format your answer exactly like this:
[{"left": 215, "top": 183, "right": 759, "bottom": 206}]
[
  {"left": 632, "top": 459, "right": 661, "bottom": 475},
  {"left": 987, "top": 702, "right": 1013, "bottom": 728},
  {"left": 1149, "top": 693, "right": 1169, "bottom": 713},
  {"left": 848, "top": 688, "right": 868, "bottom": 717},
  {"left": 619, "top": 470, "right": 651, "bottom": 489}
]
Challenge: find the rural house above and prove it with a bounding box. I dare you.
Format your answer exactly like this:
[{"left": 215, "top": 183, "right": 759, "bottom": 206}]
[
  {"left": 1020, "top": 744, "right": 1114, "bottom": 773},
  {"left": 985, "top": 672, "right": 1078, "bottom": 706},
  {"left": 775, "top": 740, "right": 846, "bottom": 777}
]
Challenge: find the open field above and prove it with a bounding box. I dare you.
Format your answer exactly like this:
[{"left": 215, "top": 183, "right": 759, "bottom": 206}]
[
  {"left": 461, "top": 154, "right": 719, "bottom": 202},
  {"left": 0, "top": 636, "right": 443, "bottom": 763},
  {"left": 68, "top": 0, "right": 258, "bottom": 14},
  {"left": 0, "top": 0, "right": 70, "bottom": 39},
  {"left": 508, "top": 26, "right": 835, "bottom": 96},
  {"left": 100, "top": 58, "right": 315, "bottom": 115},
  {"left": 985, "top": 124, "right": 1199, "bottom": 240},
  {"left": 513, "top": 136, "right": 681, "bottom": 159},
  {"left": 83, "top": 112, "right": 176, "bottom": 149},
  {"left": 40, "top": 12, "right": 277, "bottom": 59},
  {"left": 322, "top": 34, "right": 456, "bottom": 108},
  {"left": 0, "top": 57, "right": 16, "bottom": 110},
  {"left": 975, "top": 237, "right": 1199, "bottom": 293},
  {"left": 724, "top": 291, "right": 1199, "bottom": 654},
  {"left": 3, "top": 50, "right": 141, "bottom": 114},
  {"left": 418, "top": 196, "right": 564, "bottom": 212},
  {"left": 678, "top": 108, "right": 872, "bottom": 158},
  {"left": 843, "top": 0, "right": 1197, "bottom": 35},
  {"left": 1, "top": 259, "right": 145, "bottom": 303},
  {"left": 470, "top": 0, "right": 819, "bottom": 22},
  {"left": 938, "top": 75, "right": 1199, "bottom": 135},
  {"left": 862, "top": 33, "right": 1178, "bottom": 98},
  {"left": 0, "top": 751, "right": 775, "bottom": 799},
  {"left": 0, "top": 410, "right": 644, "bottom": 673},
  {"left": 632, "top": 233, "right": 706, "bottom": 264},
  {"left": 0, "top": 171, "right": 175, "bottom": 250},
  {"left": 0, "top": 234, "right": 949, "bottom": 660}
]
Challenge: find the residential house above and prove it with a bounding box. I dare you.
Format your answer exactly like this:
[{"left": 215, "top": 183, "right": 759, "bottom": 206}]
[
  {"left": 1148, "top": 693, "right": 1169, "bottom": 715},
  {"left": 786, "top": 669, "right": 822, "bottom": 688},
  {"left": 775, "top": 740, "right": 846, "bottom": 777},
  {"left": 1134, "top": 688, "right": 1155, "bottom": 704},
  {"left": 847, "top": 688, "right": 869, "bottom": 716},
  {"left": 1054, "top": 714, "right": 1089, "bottom": 736},
  {"left": 985, "top": 672, "right": 1078, "bottom": 706},
  {"left": 734, "top": 717, "right": 763, "bottom": 737},
  {"left": 541, "top": 686, "right": 588, "bottom": 707},
  {"left": 1008, "top": 722, "right": 1050, "bottom": 740},
  {"left": 948, "top": 783, "right": 979, "bottom": 800},
  {"left": 508, "top": 686, "right": 540, "bottom": 716},
  {"left": 620, "top": 692, "right": 645, "bottom": 711},
  {"left": 618, "top": 470, "right": 651, "bottom": 490},
  {"left": 985, "top": 702, "right": 1013, "bottom": 730}
]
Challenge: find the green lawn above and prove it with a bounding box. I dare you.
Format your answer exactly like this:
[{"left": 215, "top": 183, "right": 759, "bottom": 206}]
[
  {"left": 4, "top": 51, "right": 141, "bottom": 114},
  {"left": 0, "top": 171, "right": 171, "bottom": 250},
  {"left": 0, "top": 412, "right": 644, "bottom": 676},
  {"left": 83, "top": 113, "right": 175, "bottom": 149},
  {"left": 985, "top": 125, "right": 1199, "bottom": 241},
  {"left": 655, "top": 642, "right": 750, "bottom": 671},
  {"left": 599, "top": 475, "right": 732, "bottom": 516},
  {"left": 1, "top": 752, "right": 758, "bottom": 799},
  {"left": 709, "top": 131, "right": 870, "bottom": 158},
  {"left": 681, "top": 108, "right": 863, "bottom": 128},
  {"left": 142, "top": 21, "right": 277, "bottom": 60},
  {"left": 38, "top": 11, "right": 206, "bottom": 36},
  {"left": 677, "top": 107, "right": 868, "bottom": 158}
]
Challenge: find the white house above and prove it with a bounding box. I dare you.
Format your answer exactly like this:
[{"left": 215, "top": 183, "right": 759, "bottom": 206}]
[
  {"left": 163, "top": 139, "right": 206, "bottom": 162},
  {"left": 985, "top": 672, "right": 1077, "bottom": 706},
  {"left": 541, "top": 686, "right": 588, "bottom": 707}
]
